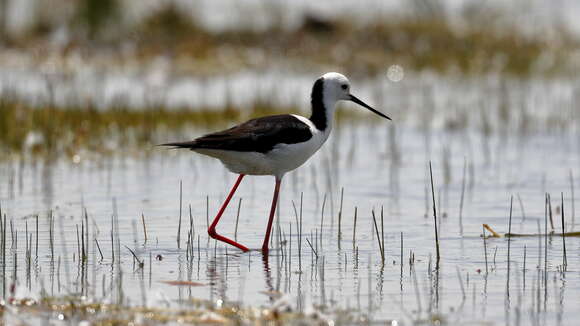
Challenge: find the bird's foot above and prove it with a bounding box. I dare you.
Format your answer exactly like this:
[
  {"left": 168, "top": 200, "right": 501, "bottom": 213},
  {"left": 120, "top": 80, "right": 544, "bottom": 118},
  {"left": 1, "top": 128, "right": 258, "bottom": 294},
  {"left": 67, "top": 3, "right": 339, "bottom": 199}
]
[{"left": 208, "top": 229, "right": 250, "bottom": 252}]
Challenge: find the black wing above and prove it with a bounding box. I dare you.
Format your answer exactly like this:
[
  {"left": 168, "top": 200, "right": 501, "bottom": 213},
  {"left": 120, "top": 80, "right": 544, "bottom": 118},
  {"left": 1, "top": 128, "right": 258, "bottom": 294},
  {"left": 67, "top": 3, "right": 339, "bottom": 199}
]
[{"left": 160, "top": 114, "right": 313, "bottom": 153}]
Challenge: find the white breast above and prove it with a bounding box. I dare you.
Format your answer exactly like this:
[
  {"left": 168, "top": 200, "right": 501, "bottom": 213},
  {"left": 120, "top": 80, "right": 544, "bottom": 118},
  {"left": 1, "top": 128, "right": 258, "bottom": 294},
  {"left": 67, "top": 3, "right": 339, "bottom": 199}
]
[{"left": 264, "top": 115, "right": 330, "bottom": 175}]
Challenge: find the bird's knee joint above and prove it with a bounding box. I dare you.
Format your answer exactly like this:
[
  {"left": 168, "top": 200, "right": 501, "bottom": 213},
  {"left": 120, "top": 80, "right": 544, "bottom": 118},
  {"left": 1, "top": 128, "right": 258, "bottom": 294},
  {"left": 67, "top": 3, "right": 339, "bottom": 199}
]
[{"left": 208, "top": 228, "right": 217, "bottom": 238}]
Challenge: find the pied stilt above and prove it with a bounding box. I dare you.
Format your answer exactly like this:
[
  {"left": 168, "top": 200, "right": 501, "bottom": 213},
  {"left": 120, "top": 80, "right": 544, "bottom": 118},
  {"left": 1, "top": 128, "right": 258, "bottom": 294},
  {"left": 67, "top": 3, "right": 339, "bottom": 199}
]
[{"left": 161, "top": 72, "right": 391, "bottom": 252}]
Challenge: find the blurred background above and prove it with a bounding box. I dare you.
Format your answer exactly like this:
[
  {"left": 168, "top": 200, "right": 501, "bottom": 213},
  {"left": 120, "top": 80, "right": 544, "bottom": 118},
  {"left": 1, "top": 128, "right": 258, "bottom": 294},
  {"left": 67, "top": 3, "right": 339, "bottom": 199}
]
[
  {"left": 1, "top": 0, "right": 579, "bottom": 159},
  {"left": 0, "top": 0, "right": 580, "bottom": 158}
]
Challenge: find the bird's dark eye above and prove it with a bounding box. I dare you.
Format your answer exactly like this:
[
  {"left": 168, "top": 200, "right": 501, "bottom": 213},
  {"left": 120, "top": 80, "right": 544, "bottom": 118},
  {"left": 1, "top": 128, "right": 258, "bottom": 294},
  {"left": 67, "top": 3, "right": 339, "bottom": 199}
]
[{"left": 341, "top": 84, "right": 348, "bottom": 90}]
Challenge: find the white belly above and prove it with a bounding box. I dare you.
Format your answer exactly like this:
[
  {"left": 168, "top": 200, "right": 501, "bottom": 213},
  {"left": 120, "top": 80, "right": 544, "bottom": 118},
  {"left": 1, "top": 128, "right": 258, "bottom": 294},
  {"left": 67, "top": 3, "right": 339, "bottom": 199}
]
[
  {"left": 194, "top": 137, "right": 323, "bottom": 178},
  {"left": 194, "top": 116, "right": 329, "bottom": 178}
]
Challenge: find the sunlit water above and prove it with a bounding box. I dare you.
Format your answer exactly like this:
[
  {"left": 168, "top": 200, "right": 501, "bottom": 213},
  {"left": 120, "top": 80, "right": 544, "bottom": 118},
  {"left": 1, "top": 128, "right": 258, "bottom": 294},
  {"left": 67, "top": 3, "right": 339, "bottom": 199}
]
[{"left": 0, "top": 117, "right": 579, "bottom": 324}]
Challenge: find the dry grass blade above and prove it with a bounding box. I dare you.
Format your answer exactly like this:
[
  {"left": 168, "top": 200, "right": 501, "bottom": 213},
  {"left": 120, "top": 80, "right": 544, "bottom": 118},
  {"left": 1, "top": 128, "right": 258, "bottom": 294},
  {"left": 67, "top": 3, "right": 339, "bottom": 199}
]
[
  {"left": 483, "top": 224, "right": 501, "bottom": 238},
  {"left": 561, "top": 192, "right": 567, "bottom": 267},
  {"left": 141, "top": 213, "right": 148, "bottom": 243},
  {"left": 306, "top": 238, "right": 318, "bottom": 259},
  {"left": 177, "top": 180, "right": 183, "bottom": 249},
  {"left": 124, "top": 245, "right": 144, "bottom": 268},
  {"left": 429, "top": 162, "right": 440, "bottom": 265},
  {"left": 371, "top": 209, "right": 384, "bottom": 263},
  {"left": 506, "top": 195, "right": 513, "bottom": 295}
]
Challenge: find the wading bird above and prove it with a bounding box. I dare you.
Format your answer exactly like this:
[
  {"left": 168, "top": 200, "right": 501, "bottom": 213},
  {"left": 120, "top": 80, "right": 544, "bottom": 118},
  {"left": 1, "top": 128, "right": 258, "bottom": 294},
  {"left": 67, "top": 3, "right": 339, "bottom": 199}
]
[{"left": 162, "top": 72, "right": 390, "bottom": 252}]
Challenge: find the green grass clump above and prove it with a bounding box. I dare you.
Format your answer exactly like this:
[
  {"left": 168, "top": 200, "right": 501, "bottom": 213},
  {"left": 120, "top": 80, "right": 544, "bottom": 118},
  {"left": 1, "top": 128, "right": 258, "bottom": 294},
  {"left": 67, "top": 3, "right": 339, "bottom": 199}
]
[
  {"left": 0, "top": 97, "right": 383, "bottom": 159},
  {"left": 141, "top": 14, "right": 566, "bottom": 76},
  {"left": 8, "top": 5, "right": 574, "bottom": 77},
  {"left": 0, "top": 99, "right": 299, "bottom": 159}
]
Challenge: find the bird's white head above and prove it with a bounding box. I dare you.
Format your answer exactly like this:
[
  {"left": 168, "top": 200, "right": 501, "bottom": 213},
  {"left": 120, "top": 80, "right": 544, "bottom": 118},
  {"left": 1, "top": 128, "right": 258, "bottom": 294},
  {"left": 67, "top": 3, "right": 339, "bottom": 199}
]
[
  {"left": 320, "top": 72, "right": 352, "bottom": 102},
  {"left": 309, "top": 72, "right": 391, "bottom": 131}
]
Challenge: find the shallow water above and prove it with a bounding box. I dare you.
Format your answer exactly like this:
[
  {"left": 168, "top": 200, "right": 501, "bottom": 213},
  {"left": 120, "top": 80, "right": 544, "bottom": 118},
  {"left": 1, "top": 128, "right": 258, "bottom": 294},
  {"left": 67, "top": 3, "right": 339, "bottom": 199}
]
[{"left": 1, "top": 116, "right": 579, "bottom": 324}]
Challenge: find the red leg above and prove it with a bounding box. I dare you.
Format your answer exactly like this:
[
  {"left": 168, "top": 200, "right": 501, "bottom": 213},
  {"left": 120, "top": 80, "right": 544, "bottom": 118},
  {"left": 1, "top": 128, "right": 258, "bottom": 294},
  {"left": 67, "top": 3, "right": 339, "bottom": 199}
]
[
  {"left": 261, "top": 178, "right": 282, "bottom": 252},
  {"left": 208, "top": 174, "right": 249, "bottom": 252}
]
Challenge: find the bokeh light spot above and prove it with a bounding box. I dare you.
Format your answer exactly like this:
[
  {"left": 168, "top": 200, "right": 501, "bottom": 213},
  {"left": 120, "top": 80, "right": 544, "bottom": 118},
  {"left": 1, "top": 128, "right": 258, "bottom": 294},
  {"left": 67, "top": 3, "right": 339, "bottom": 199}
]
[{"left": 387, "top": 65, "right": 404, "bottom": 82}]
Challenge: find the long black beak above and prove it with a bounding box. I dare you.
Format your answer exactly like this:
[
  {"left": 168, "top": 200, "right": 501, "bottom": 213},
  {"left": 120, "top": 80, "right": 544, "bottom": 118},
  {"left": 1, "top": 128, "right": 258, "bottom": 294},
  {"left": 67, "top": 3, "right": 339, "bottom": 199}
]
[{"left": 349, "top": 94, "right": 391, "bottom": 120}]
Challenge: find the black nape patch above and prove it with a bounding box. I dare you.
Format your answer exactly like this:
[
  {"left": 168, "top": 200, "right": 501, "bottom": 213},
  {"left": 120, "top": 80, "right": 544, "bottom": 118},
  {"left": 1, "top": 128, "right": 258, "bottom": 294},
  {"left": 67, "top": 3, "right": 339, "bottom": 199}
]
[{"left": 309, "top": 77, "right": 327, "bottom": 131}]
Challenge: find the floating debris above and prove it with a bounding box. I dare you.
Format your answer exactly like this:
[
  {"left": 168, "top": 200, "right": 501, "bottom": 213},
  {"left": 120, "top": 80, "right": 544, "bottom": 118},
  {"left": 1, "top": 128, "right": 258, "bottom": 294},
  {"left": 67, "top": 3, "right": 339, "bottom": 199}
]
[{"left": 160, "top": 280, "right": 205, "bottom": 287}]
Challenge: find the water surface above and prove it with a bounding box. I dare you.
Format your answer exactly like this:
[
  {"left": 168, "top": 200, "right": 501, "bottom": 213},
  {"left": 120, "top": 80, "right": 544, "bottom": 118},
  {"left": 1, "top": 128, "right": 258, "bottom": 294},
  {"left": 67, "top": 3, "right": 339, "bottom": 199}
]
[{"left": 1, "top": 115, "right": 578, "bottom": 324}]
